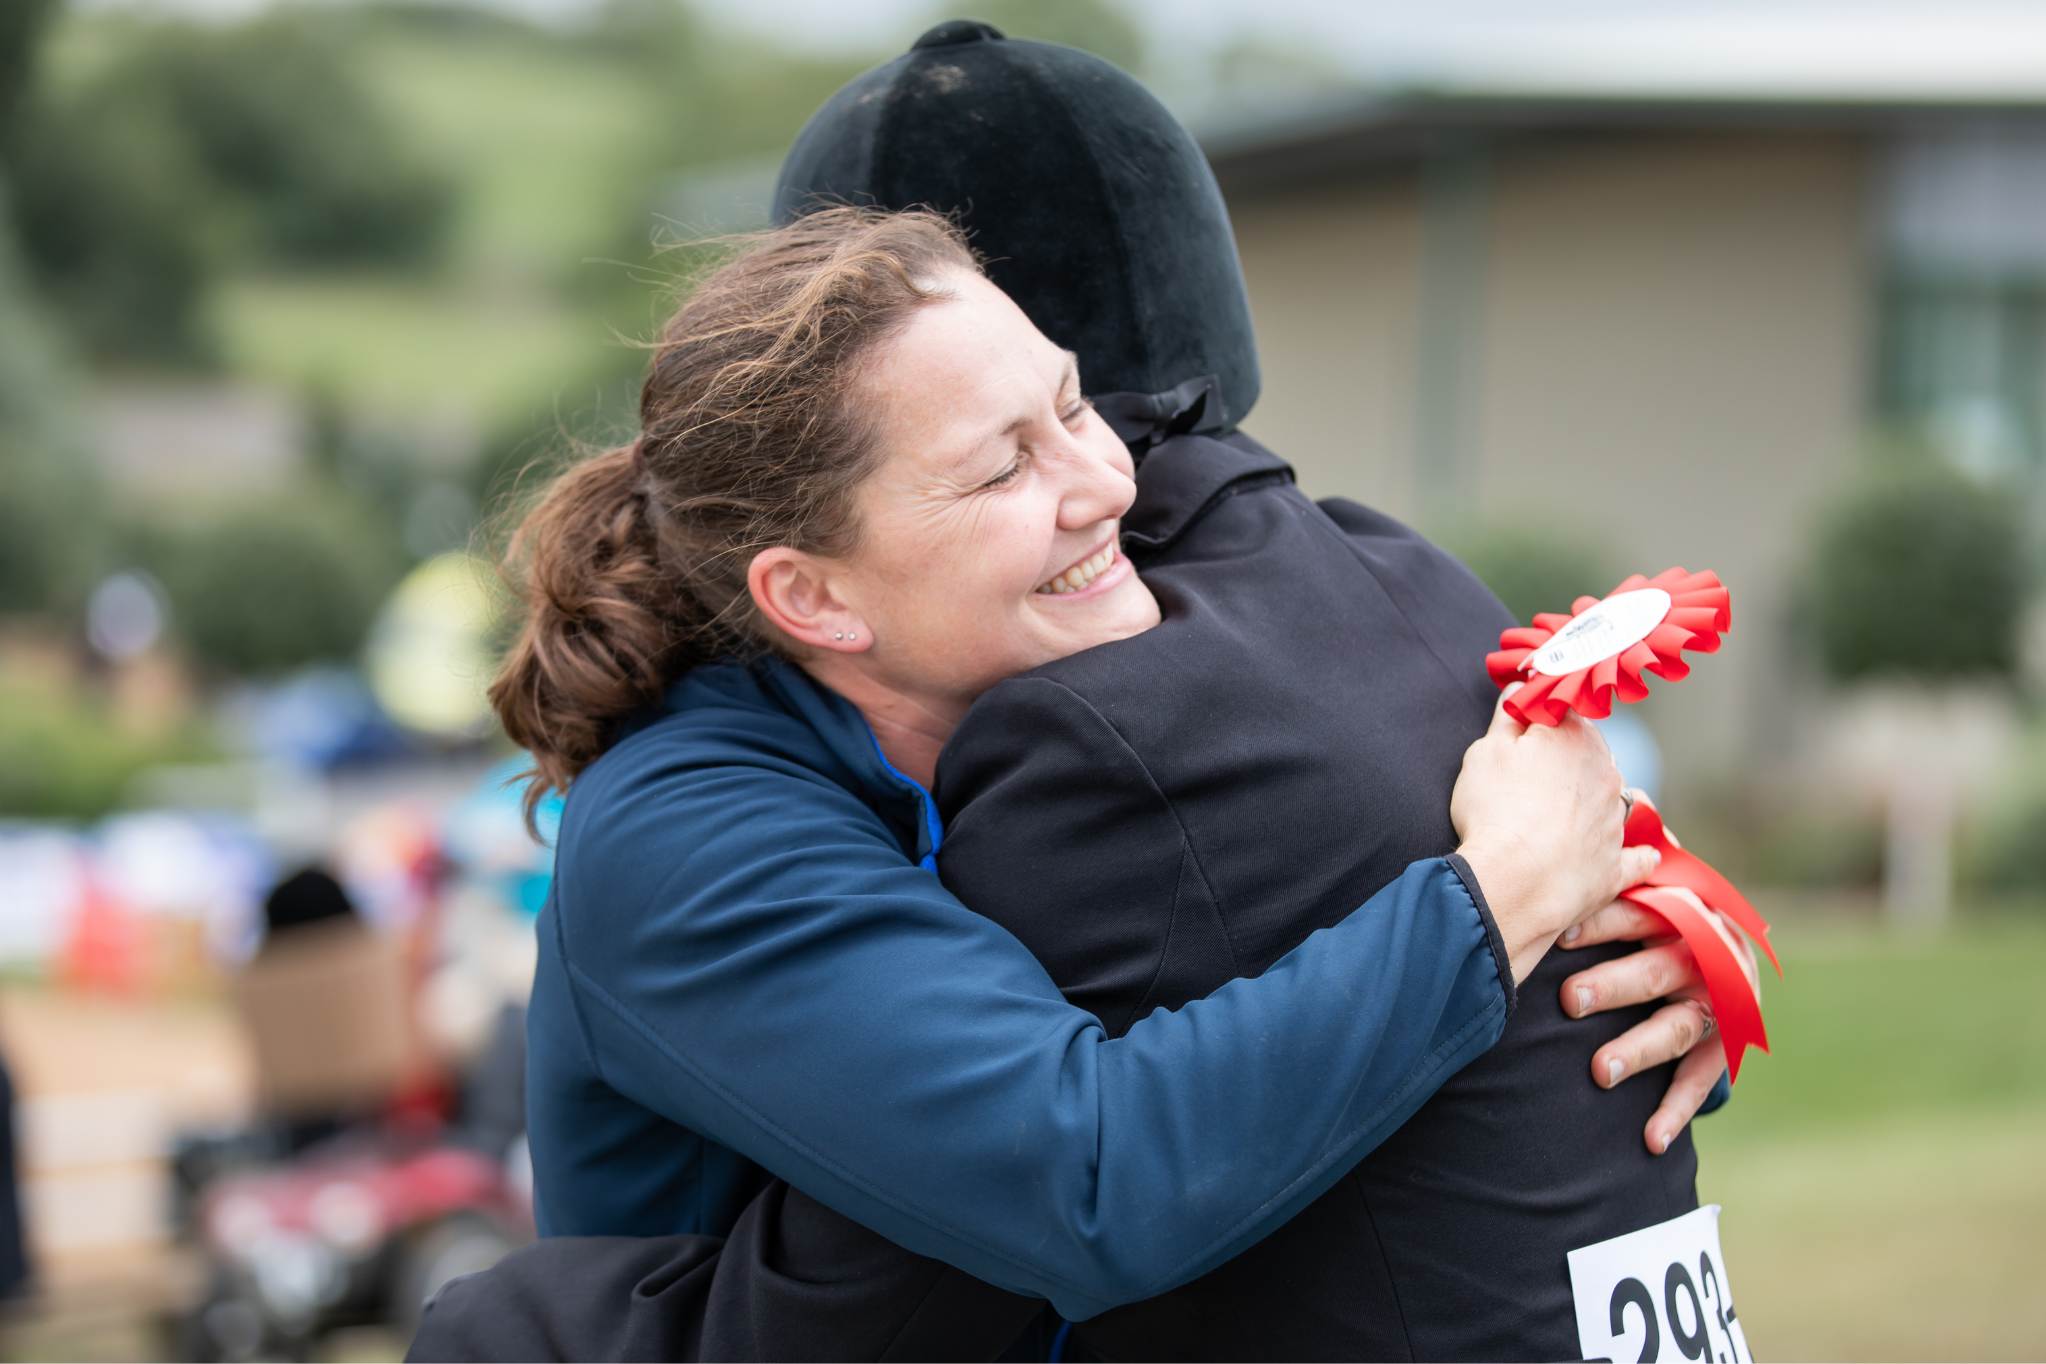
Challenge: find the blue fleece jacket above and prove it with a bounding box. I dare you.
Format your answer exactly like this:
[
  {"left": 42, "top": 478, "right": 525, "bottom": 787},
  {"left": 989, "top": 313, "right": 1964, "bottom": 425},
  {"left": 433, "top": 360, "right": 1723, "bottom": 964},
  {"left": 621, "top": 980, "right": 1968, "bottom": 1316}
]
[{"left": 526, "top": 656, "right": 1512, "bottom": 1321}]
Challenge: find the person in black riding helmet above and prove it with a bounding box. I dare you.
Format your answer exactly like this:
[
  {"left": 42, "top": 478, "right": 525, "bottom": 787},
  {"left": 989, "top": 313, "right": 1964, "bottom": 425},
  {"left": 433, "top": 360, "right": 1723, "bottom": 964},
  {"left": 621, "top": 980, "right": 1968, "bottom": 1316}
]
[{"left": 412, "top": 25, "right": 1742, "bottom": 1362}]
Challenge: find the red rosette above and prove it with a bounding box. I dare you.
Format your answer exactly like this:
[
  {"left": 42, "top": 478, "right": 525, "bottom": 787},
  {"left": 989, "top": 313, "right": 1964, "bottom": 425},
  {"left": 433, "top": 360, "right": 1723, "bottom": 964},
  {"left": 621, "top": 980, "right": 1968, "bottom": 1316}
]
[{"left": 1485, "top": 567, "right": 1731, "bottom": 728}]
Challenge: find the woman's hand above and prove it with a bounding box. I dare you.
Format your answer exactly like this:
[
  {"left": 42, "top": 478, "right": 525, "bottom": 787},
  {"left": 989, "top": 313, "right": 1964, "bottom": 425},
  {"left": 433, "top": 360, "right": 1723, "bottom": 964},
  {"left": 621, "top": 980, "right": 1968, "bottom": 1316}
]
[
  {"left": 1450, "top": 686, "right": 1662, "bottom": 982},
  {"left": 1558, "top": 894, "right": 1761, "bottom": 1154}
]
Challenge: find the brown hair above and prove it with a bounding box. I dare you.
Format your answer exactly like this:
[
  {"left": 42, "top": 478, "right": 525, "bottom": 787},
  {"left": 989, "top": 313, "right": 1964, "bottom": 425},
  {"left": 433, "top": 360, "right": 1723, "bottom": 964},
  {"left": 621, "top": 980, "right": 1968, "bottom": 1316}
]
[{"left": 489, "top": 206, "right": 980, "bottom": 813}]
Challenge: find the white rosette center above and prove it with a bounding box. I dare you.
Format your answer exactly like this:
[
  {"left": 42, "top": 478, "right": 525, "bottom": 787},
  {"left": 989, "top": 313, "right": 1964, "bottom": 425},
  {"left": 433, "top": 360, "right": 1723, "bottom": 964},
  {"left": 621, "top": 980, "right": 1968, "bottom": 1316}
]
[{"left": 1528, "top": 588, "right": 1672, "bottom": 677}]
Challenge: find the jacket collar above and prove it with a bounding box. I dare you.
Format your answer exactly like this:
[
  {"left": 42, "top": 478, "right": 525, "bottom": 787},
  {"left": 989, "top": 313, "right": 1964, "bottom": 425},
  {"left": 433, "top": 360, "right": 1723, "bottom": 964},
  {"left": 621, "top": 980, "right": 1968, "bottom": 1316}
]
[
  {"left": 749, "top": 658, "right": 945, "bottom": 872},
  {"left": 1120, "top": 431, "right": 1294, "bottom": 557}
]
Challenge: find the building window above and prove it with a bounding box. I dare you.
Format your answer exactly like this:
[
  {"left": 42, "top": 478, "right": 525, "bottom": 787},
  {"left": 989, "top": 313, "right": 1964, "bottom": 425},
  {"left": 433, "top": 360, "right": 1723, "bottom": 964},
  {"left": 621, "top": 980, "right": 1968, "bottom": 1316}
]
[{"left": 1876, "top": 119, "right": 2046, "bottom": 486}]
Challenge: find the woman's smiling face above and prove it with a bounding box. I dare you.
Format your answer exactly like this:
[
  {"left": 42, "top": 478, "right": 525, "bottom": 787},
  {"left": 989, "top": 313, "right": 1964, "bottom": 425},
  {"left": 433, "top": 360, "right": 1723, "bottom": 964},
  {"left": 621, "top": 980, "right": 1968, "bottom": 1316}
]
[
  {"left": 845, "top": 270, "right": 1161, "bottom": 703},
  {"left": 748, "top": 268, "right": 1161, "bottom": 746}
]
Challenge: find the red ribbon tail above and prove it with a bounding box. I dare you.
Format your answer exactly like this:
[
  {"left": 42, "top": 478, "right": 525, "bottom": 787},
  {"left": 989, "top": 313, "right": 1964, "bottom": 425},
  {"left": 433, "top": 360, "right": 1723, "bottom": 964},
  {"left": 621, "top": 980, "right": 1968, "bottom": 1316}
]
[
  {"left": 1653, "top": 849, "right": 1782, "bottom": 977},
  {"left": 1623, "top": 803, "right": 1781, "bottom": 976},
  {"left": 1622, "top": 886, "right": 1769, "bottom": 1084}
]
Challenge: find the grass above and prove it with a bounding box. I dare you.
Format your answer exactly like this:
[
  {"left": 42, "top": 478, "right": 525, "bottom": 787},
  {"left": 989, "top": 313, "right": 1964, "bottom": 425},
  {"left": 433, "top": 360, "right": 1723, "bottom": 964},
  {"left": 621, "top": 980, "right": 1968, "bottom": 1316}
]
[
  {"left": 353, "top": 27, "right": 663, "bottom": 280},
  {"left": 212, "top": 274, "right": 616, "bottom": 427},
  {"left": 1690, "top": 909, "right": 2046, "bottom": 1360},
  {"left": 1705, "top": 913, "right": 2046, "bottom": 1133},
  {"left": 1701, "top": 1105, "right": 2046, "bottom": 1361}
]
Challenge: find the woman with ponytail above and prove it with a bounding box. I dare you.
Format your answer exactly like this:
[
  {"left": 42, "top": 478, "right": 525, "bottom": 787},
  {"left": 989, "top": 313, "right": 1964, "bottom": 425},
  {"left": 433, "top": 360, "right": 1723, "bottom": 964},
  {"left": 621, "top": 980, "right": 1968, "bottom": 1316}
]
[{"left": 493, "top": 207, "right": 1661, "bottom": 1322}]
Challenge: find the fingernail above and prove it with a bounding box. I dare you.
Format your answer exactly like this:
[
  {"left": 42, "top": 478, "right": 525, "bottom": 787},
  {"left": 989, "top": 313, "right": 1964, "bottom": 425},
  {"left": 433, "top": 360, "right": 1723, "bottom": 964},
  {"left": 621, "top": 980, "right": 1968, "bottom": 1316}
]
[
  {"left": 1574, "top": 985, "right": 1594, "bottom": 1015},
  {"left": 1561, "top": 925, "right": 1581, "bottom": 945},
  {"left": 1606, "top": 1057, "right": 1626, "bottom": 1086},
  {"left": 1656, "top": 1130, "right": 1672, "bottom": 1154}
]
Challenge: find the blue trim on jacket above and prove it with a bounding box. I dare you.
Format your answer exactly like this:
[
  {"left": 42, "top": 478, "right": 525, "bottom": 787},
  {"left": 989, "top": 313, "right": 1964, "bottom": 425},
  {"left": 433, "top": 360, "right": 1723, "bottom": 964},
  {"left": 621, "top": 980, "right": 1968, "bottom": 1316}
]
[
  {"left": 862, "top": 721, "right": 943, "bottom": 874},
  {"left": 527, "top": 657, "right": 1511, "bottom": 1320}
]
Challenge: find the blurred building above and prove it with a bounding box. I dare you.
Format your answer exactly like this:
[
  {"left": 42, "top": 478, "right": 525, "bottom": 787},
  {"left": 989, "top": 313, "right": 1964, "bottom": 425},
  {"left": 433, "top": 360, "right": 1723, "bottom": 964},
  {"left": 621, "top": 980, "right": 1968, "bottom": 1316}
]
[{"left": 1207, "top": 93, "right": 2046, "bottom": 786}]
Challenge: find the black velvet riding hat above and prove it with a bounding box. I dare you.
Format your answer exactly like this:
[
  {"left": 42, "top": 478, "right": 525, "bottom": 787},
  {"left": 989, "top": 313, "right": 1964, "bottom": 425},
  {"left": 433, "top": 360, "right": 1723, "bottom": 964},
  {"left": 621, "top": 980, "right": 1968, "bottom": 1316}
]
[{"left": 773, "top": 20, "right": 1261, "bottom": 442}]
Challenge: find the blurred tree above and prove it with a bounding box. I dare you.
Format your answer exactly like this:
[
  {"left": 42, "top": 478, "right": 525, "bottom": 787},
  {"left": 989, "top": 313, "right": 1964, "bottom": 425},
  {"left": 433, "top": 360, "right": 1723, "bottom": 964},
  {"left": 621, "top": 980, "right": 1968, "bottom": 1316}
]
[
  {"left": 1747, "top": 800, "right": 1885, "bottom": 889},
  {"left": 1440, "top": 521, "right": 1614, "bottom": 627},
  {"left": 0, "top": 0, "right": 60, "bottom": 136},
  {"left": 1807, "top": 461, "right": 2029, "bottom": 682},
  {"left": 0, "top": 416, "right": 99, "bottom": 617},
  {"left": 124, "top": 17, "right": 453, "bottom": 269},
  {"left": 587, "top": 0, "right": 706, "bottom": 80},
  {"left": 7, "top": 10, "right": 455, "bottom": 364},
  {"left": 472, "top": 391, "right": 635, "bottom": 533},
  {"left": 951, "top": 0, "right": 1143, "bottom": 71},
  {"left": 1804, "top": 456, "right": 2033, "bottom": 928},
  {"left": 141, "top": 488, "right": 410, "bottom": 677},
  {"left": 0, "top": 2, "right": 106, "bottom": 615},
  {"left": 9, "top": 93, "right": 216, "bottom": 365}
]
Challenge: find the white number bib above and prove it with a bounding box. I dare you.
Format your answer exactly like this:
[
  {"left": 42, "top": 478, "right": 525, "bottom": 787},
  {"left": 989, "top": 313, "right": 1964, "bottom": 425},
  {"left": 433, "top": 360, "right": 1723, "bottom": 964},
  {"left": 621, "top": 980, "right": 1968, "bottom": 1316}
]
[{"left": 1568, "top": 1205, "right": 1753, "bottom": 1363}]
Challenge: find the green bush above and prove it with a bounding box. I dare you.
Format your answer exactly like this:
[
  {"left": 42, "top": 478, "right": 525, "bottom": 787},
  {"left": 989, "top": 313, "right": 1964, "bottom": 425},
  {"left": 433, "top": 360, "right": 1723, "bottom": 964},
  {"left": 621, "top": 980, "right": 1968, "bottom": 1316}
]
[
  {"left": 1806, "top": 462, "right": 2030, "bottom": 682},
  {"left": 0, "top": 680, "right": 213, "bottom": 821},
  {"left": 1441, "top": 521, "right": 1614, "bottom": 627},
  {"left": 0, "top": 441, "right": 77, "bottom": 613},
  {"left": 141, "top": 489, "right": 410, "bottom": 677},
  {"left": 1971, "top": 793, "right": 2046, "bottom": 892},
  {"left": 1966, "top": 738, "right": 2046, "bottom": 893}
]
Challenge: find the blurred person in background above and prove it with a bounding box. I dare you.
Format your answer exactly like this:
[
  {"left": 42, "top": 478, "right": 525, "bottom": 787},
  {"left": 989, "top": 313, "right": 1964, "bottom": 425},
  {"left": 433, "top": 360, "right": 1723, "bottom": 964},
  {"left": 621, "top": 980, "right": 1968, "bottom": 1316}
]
[
  {"left": 176, "top": 857, "right": 537, "bottom": 1361},
  {"left": 242, "top": 850, "right": 535, "bottom": 1159},
  {"left": 263, "top": 869, "right": 357, "bottom": 937},
  {"left": 236, "top": 867, "right": 414, "bottom": 1147},
  {"left": 0, "top": 1050, "right": 26, "bottom": 1306}
]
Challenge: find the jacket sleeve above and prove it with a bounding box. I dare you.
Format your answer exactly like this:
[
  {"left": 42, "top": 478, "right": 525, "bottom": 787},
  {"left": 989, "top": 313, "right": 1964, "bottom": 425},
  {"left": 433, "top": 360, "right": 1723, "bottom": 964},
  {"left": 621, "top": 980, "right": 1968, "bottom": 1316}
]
[{"left": 545, "top": 735, "right": 1511, "bottom": 1322}]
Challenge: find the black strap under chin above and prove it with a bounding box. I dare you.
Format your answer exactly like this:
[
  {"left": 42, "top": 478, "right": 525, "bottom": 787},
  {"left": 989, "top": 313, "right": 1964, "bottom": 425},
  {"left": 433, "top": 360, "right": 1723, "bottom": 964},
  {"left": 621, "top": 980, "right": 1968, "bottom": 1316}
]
[
  {"left": 1091, "top": 374, "right": 1228, "bottom": 456},
  {"left": 1118, "top": 432, "right": 1294, "bottom": 557}
]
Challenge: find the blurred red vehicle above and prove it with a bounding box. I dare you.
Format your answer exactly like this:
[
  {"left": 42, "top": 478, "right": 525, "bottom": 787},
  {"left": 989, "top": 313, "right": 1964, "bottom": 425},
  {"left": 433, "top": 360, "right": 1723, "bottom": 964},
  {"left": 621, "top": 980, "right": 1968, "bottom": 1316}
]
[{"left": 180, "top": 1122, "right": 532, "bottom": 1361}]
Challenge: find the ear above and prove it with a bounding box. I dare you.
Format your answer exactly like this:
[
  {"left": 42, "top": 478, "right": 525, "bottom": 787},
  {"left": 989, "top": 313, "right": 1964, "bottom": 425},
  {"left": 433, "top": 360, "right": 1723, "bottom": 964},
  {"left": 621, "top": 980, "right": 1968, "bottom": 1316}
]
[{"left": 748, "top": 547, "right": 871, "bottom": 653}]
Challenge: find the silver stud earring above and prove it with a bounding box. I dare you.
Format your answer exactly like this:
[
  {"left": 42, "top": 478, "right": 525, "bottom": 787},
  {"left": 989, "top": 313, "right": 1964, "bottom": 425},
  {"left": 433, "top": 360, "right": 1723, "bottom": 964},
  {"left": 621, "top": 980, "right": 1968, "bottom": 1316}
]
[
  {"left": 849, "top": 632, "right": 858, "bottom": 641},
  {"left": 834, "top": 632, "right": 844, "bottom": 640}
]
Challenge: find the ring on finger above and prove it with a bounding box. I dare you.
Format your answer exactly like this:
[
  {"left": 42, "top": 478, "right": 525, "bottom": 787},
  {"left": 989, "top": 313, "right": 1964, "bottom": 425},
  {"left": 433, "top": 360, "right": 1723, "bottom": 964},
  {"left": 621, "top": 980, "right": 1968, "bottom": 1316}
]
[
  {"left": 1620, "top": 788, "right": 1636, "bottom": 820},
  {"left": 1676, "top": 996, "right": 1717, "bottom": 1040}
]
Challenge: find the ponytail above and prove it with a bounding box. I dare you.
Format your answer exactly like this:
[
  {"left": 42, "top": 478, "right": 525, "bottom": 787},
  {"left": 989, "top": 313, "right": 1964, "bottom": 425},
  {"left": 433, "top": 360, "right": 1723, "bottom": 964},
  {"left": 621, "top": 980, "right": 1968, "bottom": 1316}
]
[{"left": 491, "top": 444, "right": 692, "bottom": 814}]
